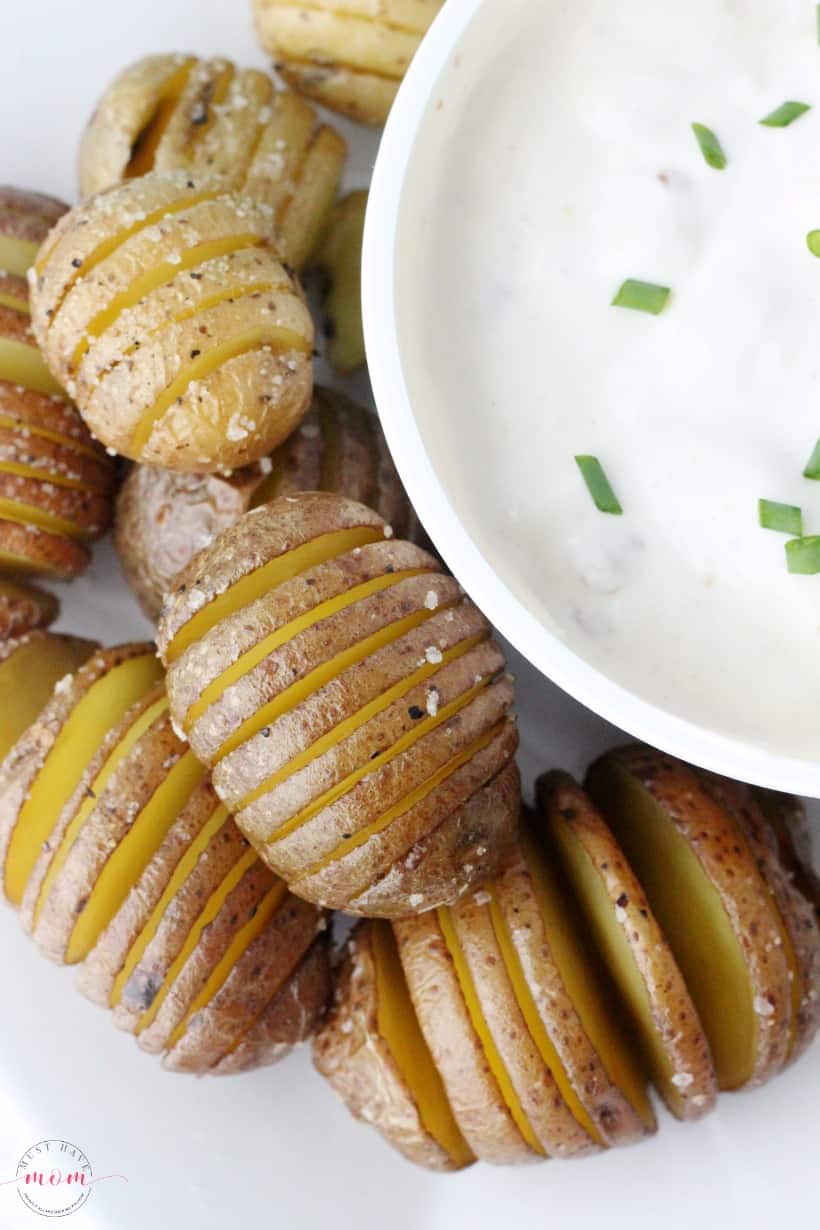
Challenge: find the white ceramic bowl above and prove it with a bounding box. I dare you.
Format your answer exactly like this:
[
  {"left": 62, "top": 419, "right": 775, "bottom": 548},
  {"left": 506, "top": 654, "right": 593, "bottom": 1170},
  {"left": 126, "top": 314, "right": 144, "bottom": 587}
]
[{"left": 362, "top": 0, "right": 820, "bottom": 799}]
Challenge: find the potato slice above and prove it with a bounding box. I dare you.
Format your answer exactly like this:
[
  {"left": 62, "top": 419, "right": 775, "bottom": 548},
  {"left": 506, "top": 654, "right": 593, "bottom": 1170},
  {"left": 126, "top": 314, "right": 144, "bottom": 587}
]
[
  {"left": 539, "top": 771, "right": 717, "bottom": 1120},
  {"left": 114, "top": 387, "right": 420, "bottom": 620},
  {"left": 156, "top": 492, "right": 519, "bottom": 915},
  {"left": 314, "top": 191, "right": 366, "bottom": 374},
  {"left": 29, "top": 173, "right": 314, "bottom": 473},
  {"left": 314, "top": 920, "right": 474, "bottom": 1171},
  {"left": 0, "top": 579, "right": 58, "bottom": 640},
  {"left": 0, "top": 632, "right": 95, "bottom": 763},
  {"left": 78, "top": 55, "right": 346, "bottom": 271},
  {"left": 0, "top": 186, "right": 66, "bottom": 278},
  {"left": 585, "top": 747, "right": 794, "bottom": 1090},
  {"left": 252, "top": 0, "right": 443, "bottom": 125}
]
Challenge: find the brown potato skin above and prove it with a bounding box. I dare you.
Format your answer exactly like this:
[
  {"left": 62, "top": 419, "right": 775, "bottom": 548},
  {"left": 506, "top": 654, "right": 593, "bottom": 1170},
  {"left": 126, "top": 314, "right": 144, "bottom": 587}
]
[
  {"left": 313, "top": 921, "right": 464, "bottom": 1172},
  {"left": 157, "top": 493, "right": 519, "bottom": 916},
  {"left": 29, "top": 173, "right": 314, "bottom": 473},
  {"left": 0, "top": 579, "right": 58, "bottom": 639},
  {"left": 752, "top": 788, "right": 820, "bottom": 920},
  {"left": 115, "top": 387, "right": 420, "bottom": 620},
  {"left": 0, "top": 187, "right": 66, "bottom": 248}
]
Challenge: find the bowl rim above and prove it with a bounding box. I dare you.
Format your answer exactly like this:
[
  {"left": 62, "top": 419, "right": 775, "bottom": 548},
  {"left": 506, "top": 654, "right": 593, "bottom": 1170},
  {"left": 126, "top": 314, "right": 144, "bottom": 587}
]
[{"left": 361, "top": 0, "right": 820, "bottom": 798}]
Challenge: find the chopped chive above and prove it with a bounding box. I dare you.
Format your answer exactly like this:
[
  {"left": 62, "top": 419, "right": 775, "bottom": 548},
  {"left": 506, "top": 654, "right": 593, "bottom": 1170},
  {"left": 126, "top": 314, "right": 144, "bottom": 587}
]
[
  {"left": 759, "top": 499, "right": 803, "bottom": 535},
  {"left": 807, "top": 230, "right": 820, "bottom": 256},
  {"left": 759, "top": 100, "right": 811, "bottom": 127},
  {"left": 692, "top": 123, "right": 727, "bottom": 169},
  {"left": 786, "top": 536, "right": 820, "bottom": 574},
  {"left": 803, "top": 437, "right": 820, "bottom": 479},
  {"left": 575, "top": 455, "right": 623, "bottom": 515},
  {"left": 611, "top": 280, "right": 671, "bottom": 315}
]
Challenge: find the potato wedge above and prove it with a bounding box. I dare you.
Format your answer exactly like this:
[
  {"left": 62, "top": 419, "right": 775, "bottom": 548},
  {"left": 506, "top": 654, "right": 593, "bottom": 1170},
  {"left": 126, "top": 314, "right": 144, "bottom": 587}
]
[
  {"left": 78, "top": 55, "right": 346, "bottom": 271},
  {"left": 0, "top": 631, "right": 96, "bottom": 763},
  {"left": 156, "top": 492, "right": 519, "bottom": 915},
  {"left": 314, "top": 191, "right": 366, "bottom": 373},
  {"left": 314, "top": 920, "right": 474, "bottom": 1171},
  {"left": 115, "top": 386, "right": 421, "bottom": 619},
  {"left": 252, "top": 0, "right": 443, "bottom": 125},
  {"left": 538, "top": 772, "right": 717, "bottom": 1121},
  {"left": 585, "top": 746, "right": 796, "bottom": 1090},
  {"left": 29, "top": 172, "right": 314, "bottom": 473}
]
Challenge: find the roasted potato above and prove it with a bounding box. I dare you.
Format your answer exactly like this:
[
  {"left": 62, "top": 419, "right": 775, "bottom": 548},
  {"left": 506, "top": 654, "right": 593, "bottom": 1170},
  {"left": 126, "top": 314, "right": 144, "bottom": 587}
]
[
  {"left": 0, "top": 641, "right": 330, "bottom": 1074},
  {"left": 315, "top": 192, "right": 366, "bottom": 373},
  {"left": 252, "top": 0, "right": 444, "bottom": 126},
  {"left": 156, "top": 492, "right": 519, "bottom": 915},
  {"left": 115, "top": 386, "right": 422, "bottom": 619},
  {"left": 0, "top": 579, "right": 58, "bottom": 640},
  {"left": 751, "top": 787, "right": 820, "bottom": 922},
  {"left": 0, "top": 630, "right": 96, "bottom": 763},
  {"left": 78, "top": 54, "right": 346, "bottom": 271},
  {"left": 29, "top": 172, "right": 314, "bottom": 473}
]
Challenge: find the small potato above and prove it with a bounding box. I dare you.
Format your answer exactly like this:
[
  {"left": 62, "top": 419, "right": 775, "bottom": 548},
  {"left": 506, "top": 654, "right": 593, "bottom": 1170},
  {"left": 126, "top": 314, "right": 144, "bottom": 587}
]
[
  {"left": 78, "top": 55, "right": 346, "bottom": 271},
  {"left": 315, "top": 192, "right": 366, "bottom": 374},
  {"left": 156, "top": 492, "right": 519, "bottom": 916},
  {"left": 252, "top": 0, "right": 444, "bottom": 125},
  {"left": 115, "top": 386, "right": 422, "bottom": 619},
  {"left": 29, "top": 172, "right": 314, "bottom": 474}
]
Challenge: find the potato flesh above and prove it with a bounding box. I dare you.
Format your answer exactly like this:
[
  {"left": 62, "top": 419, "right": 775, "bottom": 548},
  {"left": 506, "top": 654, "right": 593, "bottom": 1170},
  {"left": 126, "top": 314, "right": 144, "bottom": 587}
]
[
  {"left": 318, "top": 192, "right": 366, "bottom": 374},
  {"left": 125, "top": 59, "right": 196, "bottom": 179},
  {"left": 66, "top": 751, "right": 207, "bottom": 963},
  {"left": 109, "top": 803, "right": 230, "bottom": 1007},
  {"left": 0, "top": 288, "right": 29, "bottom": 313},
  {"left": 0, "top": 635, "right": 94, "bottom": 764},
  {"left": 436, "top": 905, "right": 544, "bottom": 1155},
  {"left": 164, "top": 878, "right": 288, "bottom": 1049},
  {"left": 33, "top": 696, "right": 170, "bottom": 934},
  {"left": 279, "top": 128, "right": 347, "bottom": 272},
  {"left": 0, "top": 337, "right": 63, "bottom": 398},
  {"left": 3, "top": 652, "right": 163, "bottom": 904},
  {"left": 371, "top": 920, "right": 474, "bottom": 1168},
  {"left": 588, "top": 763, "right": 757, "bottom": 1090},
  {"left": 521, "top": 832, "right": 655, "bottom": 1130},
  {"left": 0, "top": 236, "right": 38, "bottom": 278},
  {"left": 0, "top": 497, "right": 88, "bottom": 541},
  {"left": 166, "top": 525, "right": 383, "bottom": 662},
  {"left": 0, "top": 414, "right": 102, "bottom": 461}
]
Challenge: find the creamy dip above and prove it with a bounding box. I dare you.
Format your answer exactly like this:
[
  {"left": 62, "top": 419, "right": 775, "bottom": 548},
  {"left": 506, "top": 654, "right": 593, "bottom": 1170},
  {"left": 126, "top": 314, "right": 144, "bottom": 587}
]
[{"left": 395, "top": 0, "right": 820, "bottom": 760}]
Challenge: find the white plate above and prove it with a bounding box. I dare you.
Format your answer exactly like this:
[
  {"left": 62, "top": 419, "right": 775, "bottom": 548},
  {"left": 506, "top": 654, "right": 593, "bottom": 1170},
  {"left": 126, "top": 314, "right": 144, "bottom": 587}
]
[{"left": 0, "top": 3, "right": 817, "bottom": 1229}]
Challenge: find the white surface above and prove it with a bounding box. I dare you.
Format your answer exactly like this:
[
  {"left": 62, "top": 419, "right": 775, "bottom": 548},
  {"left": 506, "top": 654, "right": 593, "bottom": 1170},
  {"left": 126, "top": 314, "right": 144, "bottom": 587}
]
[
  {"left": 0, "top": 3, "right": 817, "bottom": 1230},
  {"left": 364, "top": 0, "right": 820, "bottom": 797}
]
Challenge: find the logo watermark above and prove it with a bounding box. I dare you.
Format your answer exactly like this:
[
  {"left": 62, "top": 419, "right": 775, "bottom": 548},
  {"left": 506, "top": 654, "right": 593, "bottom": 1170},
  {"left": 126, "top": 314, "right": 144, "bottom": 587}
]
[{"left": 0, "top": 1140, "right": 126, "bottom": 1218}]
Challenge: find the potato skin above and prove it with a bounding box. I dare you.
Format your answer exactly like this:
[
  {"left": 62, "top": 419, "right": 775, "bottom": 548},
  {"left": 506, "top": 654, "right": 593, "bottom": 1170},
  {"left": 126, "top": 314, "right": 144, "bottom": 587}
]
[
  {"left": 157, "top": 493, "right": 519, "bottom": 916},
  {"left": 29, "top": 173, "right": 314, "bottom": 473},
  {"left": 115, "top": 387, "right": 420, "bottom": 619},
  {"left": 313, "top": 921, "right": 463, "bottom": 1172},
  {"left": 77, "top": 54, "right": 346, "bottom": 271},
  {"left": 0, "top": 186, "right": 66, "bottom": 252}
]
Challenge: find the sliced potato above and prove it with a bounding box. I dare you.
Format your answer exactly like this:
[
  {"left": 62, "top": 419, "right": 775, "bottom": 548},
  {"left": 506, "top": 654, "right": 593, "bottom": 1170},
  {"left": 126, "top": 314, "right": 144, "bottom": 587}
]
[
  {"left": 114, "top": 386, "right": 420, "bottom": 619},
  {"left": 156, "top": 492, "right": 519, "bottom": 915},
  {"left": 314, "top": 191, "right": 366, "bottom": 374},
  {"left": 585, "top": 747, "right": 795, "bottom": 1090},
  {"left": 29, "top": 172, "right": 314, "bottom": 473},
  {"left": 252, "top": 0, "right": 443, "bottom": 125},
  {"left": 314, "top": 920, "right": 474, "bottom": 1171},
  {"left": 0, "top": 579, "right": 58, "bottom": 640},
  {"left": 0, "top": 186, "right": 66, "bottom": 279},
  {"left": 78, "top": 55, "right": 346, "bottom": 271},
  {"left": 0, "top": 631, "right": 95, "bottom": 763},
  {"left": 752, "top": 787, "right": 820, "bottom": 921}
]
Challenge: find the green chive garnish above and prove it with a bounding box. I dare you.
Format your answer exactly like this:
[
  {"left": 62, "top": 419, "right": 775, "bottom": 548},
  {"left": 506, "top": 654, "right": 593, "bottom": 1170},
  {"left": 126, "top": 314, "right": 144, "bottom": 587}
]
[
  {"left": 803, "top": 438, "right": 820, "bottom": 479},
  {"left": 692, "top": 123, "right": 727, "bottom": 169},
  {"left": 759, "top": 499, "right": 803, "bottom": 535},
  {"left": 611, "top": 280, "right": 671, "bottom": 315},
  {"left": 807, "top": 230, "right": 820, "bottom": 256},
  {"left": 575, "top": 456, "right": 623, "bottom": 515},
  {"left": 786, "top": 536, "right": 820, "bottom": 574},
  {"left": 759, "top": 101, "right": 811, "bottom": 127}
]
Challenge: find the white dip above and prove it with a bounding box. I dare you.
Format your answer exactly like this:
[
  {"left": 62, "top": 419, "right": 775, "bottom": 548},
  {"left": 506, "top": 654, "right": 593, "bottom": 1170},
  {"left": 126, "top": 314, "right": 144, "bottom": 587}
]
[{"left": 396, "top": 0, "right": 820, "bottom": 760}]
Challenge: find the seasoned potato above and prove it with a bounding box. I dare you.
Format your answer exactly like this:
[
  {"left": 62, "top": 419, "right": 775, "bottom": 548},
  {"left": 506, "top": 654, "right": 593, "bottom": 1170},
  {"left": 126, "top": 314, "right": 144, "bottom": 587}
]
[
  {"left": 315, "top": 192, "right": 366, "bottom": 373},
  {"left": 0, "top": 641, "right": 330, "bottom": 1074},
  {"left": 752, "top": 787, "right": 820, "bottom": 922},
  {"left": 156, "top": 492, "right": 519, "bottom": 915},
  {"left": 584, "top": 746, "right": 816, "bottom": 1089},
  {"left": 78, "top": 54, "right": 346, "bottom": 271},
  {"left": 0, "top": 631, "right": 96, "bottom": 763},
  {"left": 252, "top": 0, "right": 444, "bottom": 126},
  {"left": 0, "top": 579, "right": 58, "bottom": 640},
  {"left": 0, "top": 187, "right": 66, "bottom": 286},
  {"left": 29, "top": 173, "right": 314, "bottom": 473},
  {"left": 115, "top": 386, "right": 422, "bottom": 619}
]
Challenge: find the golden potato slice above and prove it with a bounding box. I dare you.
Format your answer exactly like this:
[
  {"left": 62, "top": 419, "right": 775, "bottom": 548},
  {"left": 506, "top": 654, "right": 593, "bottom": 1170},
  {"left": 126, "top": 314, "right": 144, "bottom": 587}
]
[
  {"left": 314, "top": 920, "right": 474, "bottom": 1171},
  {"left": 0, "top": 579, "right": 58, "bottom": 640},
  {"left": 78, "top": 54, "right": 346, "bottom": 271},
  {"left": 0, "top": 631, "right": 95, "bottom": 763},
  {"left": 314, "top": 191, "right": 366, "bottom": 373},
  {"left": 29, "top": 172, "right": 314, "bottom": 473},
  {"left": 585, "top": 747, "right": 795, "bottom": 1090},
  {"left": 156, "top": 492, "right": 518, "bottom": 915},
  {"left": 538, "top": 772, "right": 717, "bottom": 1121},
  {"left": 114, "top": 386, "right": 421, "bottom": 620},
  {"left": 252, "top": 0, "right": 443, "bottom": 125}
]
